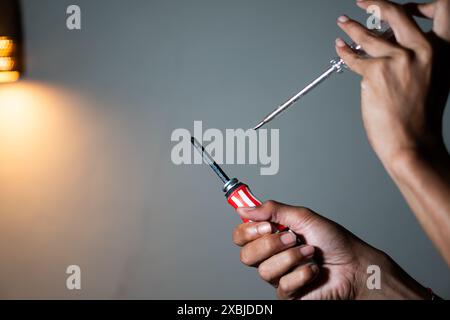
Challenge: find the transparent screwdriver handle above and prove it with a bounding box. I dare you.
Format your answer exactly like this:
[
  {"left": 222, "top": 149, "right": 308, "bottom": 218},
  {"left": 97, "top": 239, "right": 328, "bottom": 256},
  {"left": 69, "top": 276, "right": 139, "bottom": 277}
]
[{"left": 331, "top": 23, "right": 394, "bottom": 73}]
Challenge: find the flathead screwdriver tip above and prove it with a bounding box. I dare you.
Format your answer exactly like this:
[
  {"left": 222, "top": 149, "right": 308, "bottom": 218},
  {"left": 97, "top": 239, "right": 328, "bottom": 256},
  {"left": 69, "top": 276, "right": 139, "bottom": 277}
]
[{"left": 253, "top": 121, "right": 266, "bottom": 131}]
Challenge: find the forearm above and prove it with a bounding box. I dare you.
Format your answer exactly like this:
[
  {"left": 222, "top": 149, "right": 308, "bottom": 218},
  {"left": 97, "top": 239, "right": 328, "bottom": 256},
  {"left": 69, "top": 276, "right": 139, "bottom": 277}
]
[
  {"left": 385, "top": 146, "right": 450, "bottom": 266},
  {"left": 355, "top": 242, "right": 430, "bottom": 300}
]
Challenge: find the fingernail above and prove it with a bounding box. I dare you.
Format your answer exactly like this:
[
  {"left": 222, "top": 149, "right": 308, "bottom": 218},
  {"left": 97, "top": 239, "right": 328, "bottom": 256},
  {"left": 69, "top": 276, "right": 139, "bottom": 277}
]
[
  {"left": 310, "top": 264, "right": 320, "bottom": 275},
  {"left": 338, "top": 15, "right": 349, "bottom": 23},
  {"left": 257, "top": 223, "right": 272, "bottom": 235},
  {"left": 356, "top": 1, "right": 366, "bottom": 8},
  {"left": 280, "top": 232, "right": 296, "bottom": 245},
  {"left": 335, "top": 38, "right": 346, "bottom": 48},
  {"left": 299, "top": 245, "right": 315, "bottom": 257}
]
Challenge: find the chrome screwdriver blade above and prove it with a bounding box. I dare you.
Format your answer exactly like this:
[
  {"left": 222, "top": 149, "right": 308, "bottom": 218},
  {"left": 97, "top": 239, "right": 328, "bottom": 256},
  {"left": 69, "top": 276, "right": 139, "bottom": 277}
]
[
  {"left": 191, "top": 137, "right": 231, "bottom": 185},
  {"left": 253, "top": 62, "right": 342, "bottom": 130},
  {"left": 252, "top": 25, "right": 395, "bottom": 130}
]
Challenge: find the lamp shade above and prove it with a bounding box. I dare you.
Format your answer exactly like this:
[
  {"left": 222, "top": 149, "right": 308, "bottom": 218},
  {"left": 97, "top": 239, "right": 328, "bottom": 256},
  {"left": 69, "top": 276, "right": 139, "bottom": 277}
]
[{"left": 0, "top": 0, "right": 23, "bottom": 83}]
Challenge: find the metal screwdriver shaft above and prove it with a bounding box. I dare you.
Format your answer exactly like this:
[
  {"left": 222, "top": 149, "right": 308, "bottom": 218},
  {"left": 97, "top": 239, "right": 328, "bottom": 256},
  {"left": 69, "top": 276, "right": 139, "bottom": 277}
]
[
  {"left": 253, "top": 25, "right": 394, "bottom": 130},
  {"left": 191, "top": 136, "right": 289, "bottom": 232},
  {"left": 253, "top": 59, "right": 346, "bottom": 130},
  {"left": 191, "top": 137, "right": 230, "bottom": 185}
]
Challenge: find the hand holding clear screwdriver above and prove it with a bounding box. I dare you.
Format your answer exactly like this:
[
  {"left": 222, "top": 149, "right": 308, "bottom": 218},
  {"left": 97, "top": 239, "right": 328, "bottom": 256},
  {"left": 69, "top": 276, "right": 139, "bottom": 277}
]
[
  {"left": 253, "top": 12, "right": 394, "bottom": 130},
  {"left": 336, "top": 0, "right": 450, "bottom": 266}
]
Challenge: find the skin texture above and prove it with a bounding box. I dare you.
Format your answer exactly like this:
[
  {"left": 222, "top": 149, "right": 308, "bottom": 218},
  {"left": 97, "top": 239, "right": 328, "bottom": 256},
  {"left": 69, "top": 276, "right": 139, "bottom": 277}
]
[
  {"left": 232, "top": 0, "right": 450, "bottom": 299},
  {"left": 234, "top": 202, "right": 430, "bottom": 300},
  {"left": 336, "top": 0, "right": 450, "bottom": 265}
]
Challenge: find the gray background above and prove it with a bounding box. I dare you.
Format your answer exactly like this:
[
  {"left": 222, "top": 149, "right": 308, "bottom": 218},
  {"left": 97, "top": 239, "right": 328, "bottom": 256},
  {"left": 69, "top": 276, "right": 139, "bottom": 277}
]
[{"left": 0, "top": 0, "right": 448, "bottom": 299}]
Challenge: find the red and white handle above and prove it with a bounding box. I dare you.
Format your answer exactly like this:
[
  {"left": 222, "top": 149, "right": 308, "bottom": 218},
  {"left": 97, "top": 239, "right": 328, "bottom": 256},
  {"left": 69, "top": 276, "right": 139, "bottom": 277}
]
[{"left": 227, "top": 184, "right": 288, "bottom": 232}]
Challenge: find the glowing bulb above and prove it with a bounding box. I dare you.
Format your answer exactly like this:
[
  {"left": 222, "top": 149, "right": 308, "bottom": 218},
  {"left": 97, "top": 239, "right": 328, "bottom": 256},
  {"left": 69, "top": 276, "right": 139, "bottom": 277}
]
[
  {"left": 0, "top": 37, "right": 19, "bottom": 83},
  {"left": 0, "top": 37, "right": 14, "bottom": 56},
  {"left": 0, "top": 56, "right": 15, "bottom": 70},
  {"left": 0, "top": 1, "right": 23, "bottom": 83},
  {"left": 0, "top": 71, "right": 20, "bottom": 82},
  {"left": 0, "top": 38, "right": 19, "bottom": 83}
]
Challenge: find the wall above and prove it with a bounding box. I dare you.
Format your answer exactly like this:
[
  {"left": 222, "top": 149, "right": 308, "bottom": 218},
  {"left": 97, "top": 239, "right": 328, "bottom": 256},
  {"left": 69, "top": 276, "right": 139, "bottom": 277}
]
[{"left": 0, "top": 0, "right": 448, "bottom": 299}]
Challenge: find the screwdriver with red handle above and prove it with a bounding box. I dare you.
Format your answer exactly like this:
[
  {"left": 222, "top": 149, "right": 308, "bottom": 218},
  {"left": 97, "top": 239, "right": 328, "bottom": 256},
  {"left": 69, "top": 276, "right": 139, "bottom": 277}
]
[{"left": 191, "top": 137, "right": 289, "bottom": 233}]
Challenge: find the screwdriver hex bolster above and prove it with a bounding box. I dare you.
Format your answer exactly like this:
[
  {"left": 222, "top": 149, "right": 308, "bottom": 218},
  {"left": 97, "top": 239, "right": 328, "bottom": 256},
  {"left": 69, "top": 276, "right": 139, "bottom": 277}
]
[
  {"left": 191, "top": 137, "right": 288, "bottom": 232},
  {"left": 224, "top": 180, "right": 288, "bottom": 232}
]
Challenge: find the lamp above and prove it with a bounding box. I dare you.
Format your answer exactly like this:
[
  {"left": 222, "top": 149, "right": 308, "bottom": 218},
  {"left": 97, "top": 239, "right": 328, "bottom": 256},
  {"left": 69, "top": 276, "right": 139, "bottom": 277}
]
[{"left": 0, "top": 0, "right": 23, "bottom": 83}]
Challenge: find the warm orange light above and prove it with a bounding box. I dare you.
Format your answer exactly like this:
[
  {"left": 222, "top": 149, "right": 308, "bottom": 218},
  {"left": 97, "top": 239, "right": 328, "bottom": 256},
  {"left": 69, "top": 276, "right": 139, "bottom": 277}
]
[
  {"left": 0, "top": 36, "right": 14, "bottom": 56},
  {"left": 0, "top": 56, "right": 15, "bottom": 70},
  {"left": 0, "top": 82, "right": 40, "bottom": 140},
  {"left": 0, "top": 81, "right": 102, "bottom": 204},
  {"left": 0, "top": 37, "right": 19, "bottom": 83},
  {"left": 0, "top": 70, "right": 19, "bottom": 82}
]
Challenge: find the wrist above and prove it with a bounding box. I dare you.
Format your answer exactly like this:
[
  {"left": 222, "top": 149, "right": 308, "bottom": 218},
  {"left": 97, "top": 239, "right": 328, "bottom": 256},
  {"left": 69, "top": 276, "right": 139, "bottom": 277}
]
[
  {"left": 354, "top": 245, "right": 430, "bottom": 300},
  {"left": 384, "top": 144, "right": 449, "bottom": 182}
]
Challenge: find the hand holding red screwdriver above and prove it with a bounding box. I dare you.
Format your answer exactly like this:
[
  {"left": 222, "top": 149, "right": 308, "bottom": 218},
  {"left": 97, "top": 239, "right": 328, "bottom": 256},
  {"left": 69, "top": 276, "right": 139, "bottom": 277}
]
[
  {"left": 234, "top": 201, "right": 431, "bottom": 300},
  {"left": 191, "top": 137, "right": 289, "bottom": 232}
]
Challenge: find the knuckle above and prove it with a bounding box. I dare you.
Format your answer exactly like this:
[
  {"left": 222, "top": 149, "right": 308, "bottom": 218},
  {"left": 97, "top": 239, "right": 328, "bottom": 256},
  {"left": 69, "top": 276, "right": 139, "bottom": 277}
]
[
  {"left": 339, "top": 50, "right": 351, "bottom": 62},
  {"left": 300, "top": 266, "right": 314, "bottom": 282},
  {"left": 278, "top": 277, "right": 293, "bottom": 295},
  {"left": 262, "top": 235, "right": 278, "bottom": 252},
  {"left": 285, "top": 248, "right": 299, "bottom": 265},
  {"left": 276, "top": 287, "right": 285, "bottom": 300},
  {"left": 396, "top": 49, "right": 414, "bottom": 63},
  {"left": 295, "top": 206, "right": 313, "bottom": 219},
  {"left": 258, "top": 263, "right": 272, "bottom": 282},
  {"left": 239, "top": 248, "right": 253, "bottom": 266},
  {"left": 232, "top": 227, "right": 242, "bottom": 245},
  {"left": 264, "top": 200, "right": 277, "bottom": 211},
  {"left": 418, "top": 41, "right": 433, "bottom": 60},
  {"left": 339, "top": 47, "right": 356, "bottom": 61},
  {"left": 300, "top": 206, "right": 313, "bottom": 215},
  {"left": 287, "top": 207, "right": 315, "bottom": 229},
  {"left": 359, "top": 31, "right": 376, "bottom": 46},
  {"left": 345, "top": 20, "right": 359, "bottom": 31},
  {"left": 243, "top": 224, "right": 255, "bottom": 238},
  {"left": 346, "top": 22, "right": 372, "bottom": 43}
]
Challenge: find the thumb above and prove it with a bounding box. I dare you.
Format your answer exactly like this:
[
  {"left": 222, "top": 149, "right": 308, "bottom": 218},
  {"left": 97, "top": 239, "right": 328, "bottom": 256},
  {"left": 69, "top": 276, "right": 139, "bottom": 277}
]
[{"left": 236, "top": 200, "right": 316, "bottom": 233}]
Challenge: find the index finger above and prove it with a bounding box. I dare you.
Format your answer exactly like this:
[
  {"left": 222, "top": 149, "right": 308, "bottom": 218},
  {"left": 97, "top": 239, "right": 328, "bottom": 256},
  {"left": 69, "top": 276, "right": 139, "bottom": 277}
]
[
  {"left": 357, "top": 0, "right": 429, "bottom": 50},
  {"left": 335, "top": 38, "right": 372, "bottom": 76},
  {"left": 232, "top": 222, "right": 274, "bottom": 247}
]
